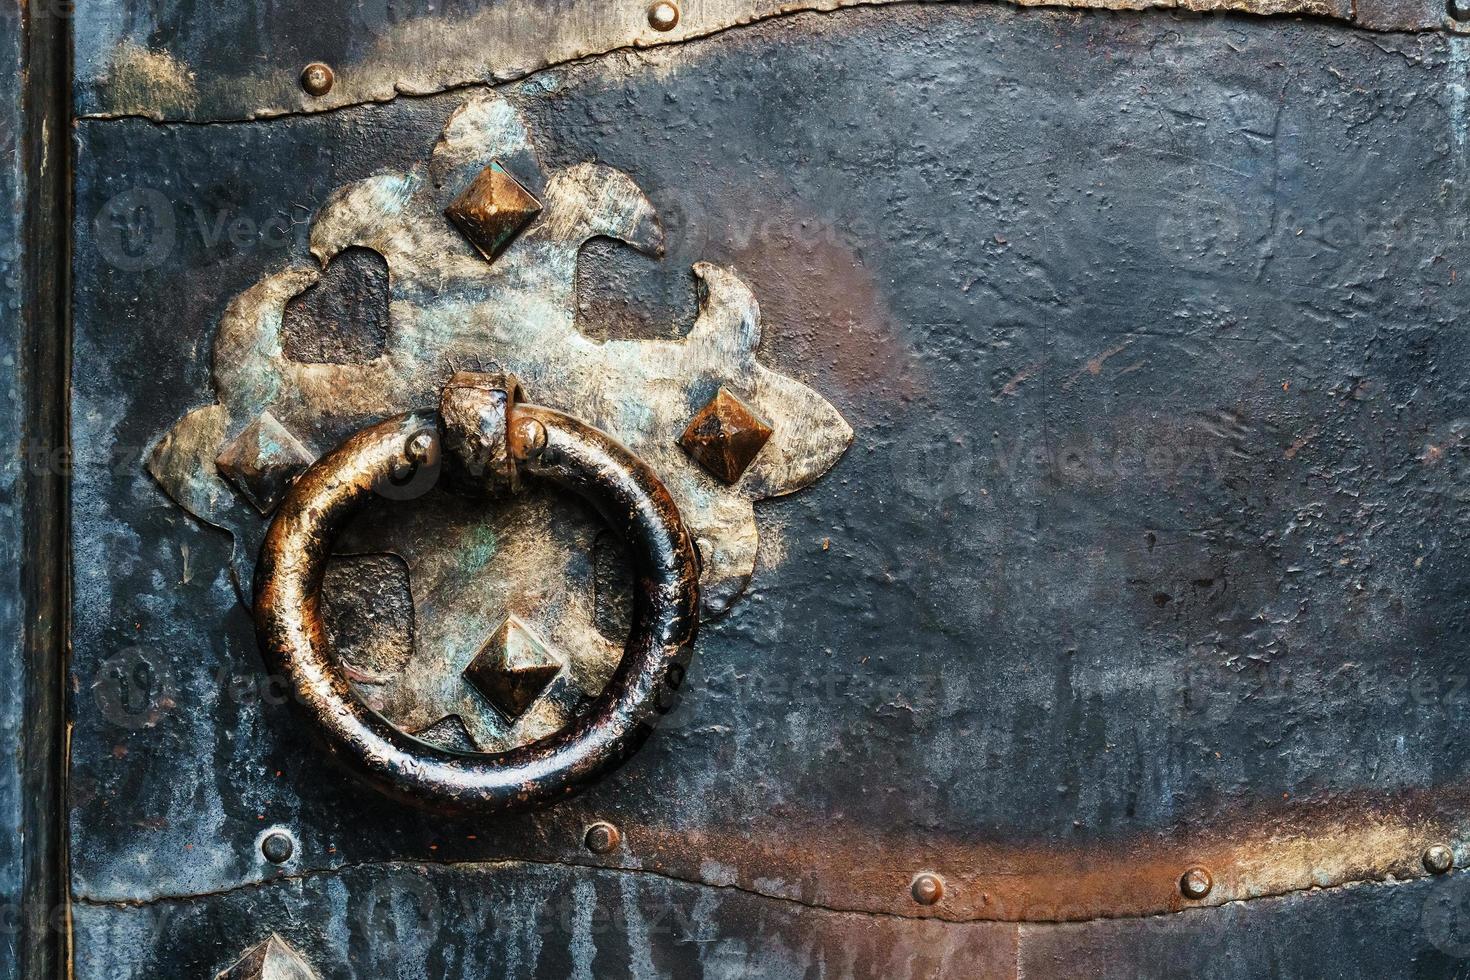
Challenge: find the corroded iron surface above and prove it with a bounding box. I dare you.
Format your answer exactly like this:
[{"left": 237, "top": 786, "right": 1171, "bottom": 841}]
[
  {"left": 68, "top": 1, "right": 1470, "bottom": 972},
  {"left": 69, "top": 860, "right": 1470, "bottom": 978}
]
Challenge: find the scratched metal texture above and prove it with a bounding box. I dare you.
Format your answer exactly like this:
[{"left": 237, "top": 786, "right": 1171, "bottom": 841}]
[
  {"left": 69, "top": 2, "right": 1470, "bottom": 976},
  {"left": 0, "top": 0, "right": 26, "bottom": 974}
]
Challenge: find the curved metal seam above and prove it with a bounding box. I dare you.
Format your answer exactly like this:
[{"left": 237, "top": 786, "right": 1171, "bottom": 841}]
[
  {"left": 75, "top": 0, "right": 1452, "bottom": 126},
  {"left": 70, "top": 853, "right": 1449, "bottom": 927}
]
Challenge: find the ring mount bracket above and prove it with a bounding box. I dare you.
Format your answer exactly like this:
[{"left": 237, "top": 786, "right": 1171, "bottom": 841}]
[
  {"left": 252, "top": 376, "right": 701, "bottom": 811},
  {"left": 438, "top": 371, "right": 525, "bottom": 496}
]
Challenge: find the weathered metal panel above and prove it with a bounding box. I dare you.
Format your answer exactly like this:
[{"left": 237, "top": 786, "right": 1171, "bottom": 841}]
[{"left": 68, "top": 0, "right": 1470, "bottom": 974}]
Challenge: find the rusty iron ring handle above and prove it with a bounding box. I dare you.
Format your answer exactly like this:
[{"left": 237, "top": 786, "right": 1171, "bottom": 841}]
[{"left": 252, "top": 372, "right": 700, "bottom": 811}]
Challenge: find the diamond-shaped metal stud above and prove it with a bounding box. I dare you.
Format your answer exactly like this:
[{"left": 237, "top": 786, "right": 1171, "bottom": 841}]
[
  {"left": 216, "top": 934, "right": 319, "bottom": 980},
  {"left": 215, "top": 411, "right": 316, "bottom": 515},
  {"left": 463, "top": 614, "right": 564, "bottom": 721},
  {"left": 678, "top": 387, "right": 774, "bottom": 484},
  {"left": 445, "top": 161, "right": 542, "bottom": 263}
]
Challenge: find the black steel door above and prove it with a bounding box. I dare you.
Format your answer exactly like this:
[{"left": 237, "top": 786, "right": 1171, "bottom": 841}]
[{"left": 6, "top": 0, "right": 1470, "bottom": 976}]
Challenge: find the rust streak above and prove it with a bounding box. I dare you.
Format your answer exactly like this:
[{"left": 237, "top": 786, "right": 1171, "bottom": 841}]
[
  {"left": 1283, "top": 424, "right": 1320, "bottom": 460},
  {"left": 999, "top": 361, "right": 1044, "bottom": 398},
  {"left": 1061, "top": 341, "right": 1131, "bottom": 391}
]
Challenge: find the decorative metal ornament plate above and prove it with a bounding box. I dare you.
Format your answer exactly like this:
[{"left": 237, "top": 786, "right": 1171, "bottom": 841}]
[{"left": 148, "top": 92, "right": 851, "bottom": 753}]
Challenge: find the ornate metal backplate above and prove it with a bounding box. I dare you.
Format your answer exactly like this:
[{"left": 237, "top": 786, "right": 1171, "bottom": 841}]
[{"left": 147, "top": 92, "right": 851, "bottom": 753}]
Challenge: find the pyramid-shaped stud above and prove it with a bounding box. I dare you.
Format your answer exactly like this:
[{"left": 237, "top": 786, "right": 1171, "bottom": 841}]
[
  {"left": 445, "top": 161, "right": 542, "bottom": 263},
  {"left": 462, "top": 614, "right": 564, "bottom": 721},
  {"left": 216, "top": 934, "right": 319, "bottom": 980},
  {"left": 215, "top": 411, "right": 316, "bottom": 515},
  {"left": 678, "top": 387, "right": 774, "bottom": 484}
]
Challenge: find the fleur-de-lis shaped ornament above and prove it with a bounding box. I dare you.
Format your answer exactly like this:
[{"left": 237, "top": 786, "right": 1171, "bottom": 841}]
[{"left": 150, "top": 93, "right": 851, "bottom": 752}]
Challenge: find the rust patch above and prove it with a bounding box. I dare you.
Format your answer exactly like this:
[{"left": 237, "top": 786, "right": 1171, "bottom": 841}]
[
  {"left": 607, "top": 781, "right": 1470, "bottom": 921},
  {"left": 1062, "top": 342, "right": 1132, "bottom": 391},
  {"left": 734, "top": 231, "right": 918, "bottom": 408}
]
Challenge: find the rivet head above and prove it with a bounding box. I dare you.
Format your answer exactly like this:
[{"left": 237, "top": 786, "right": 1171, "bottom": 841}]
[
  {"left": 1180, "top": 866, "right": 1213, "bottom": 900},
  {"left": 260, "top": 831, "right": 295, "bottom": 865},
  {"left": 911, "top": 872, "right": 944, "bottom": 906},
  {"left": 462, "top": 615, "right": 564, "bottom": 721},
  {"left": 301, "top": 62, "right": 335, "bottom": 97},
  {"left": 1425, "top": 844, "right": 1455, "bottom": 874},
  {"left": 215, "top": 411, "right": 315, "bottom": 516},
  {"left": 218, "top": 934, "right": 318, "bottom": 979},
  {"left": 585, "top": 822, "right": 622, "bottom": 854},
  {"left": 648, "top": 1, "right": 680, "bottom": 30},
  {"left": 444, "top": 161, "right": 543, "bottom": 263},
  {"left": 678, "top": 387, "right": 774, "bottom": 484}
]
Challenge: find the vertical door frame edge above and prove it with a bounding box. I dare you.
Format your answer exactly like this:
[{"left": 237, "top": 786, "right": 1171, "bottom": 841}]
[{"left": 19, "top": 2, "right": 72, "bottom": 977}]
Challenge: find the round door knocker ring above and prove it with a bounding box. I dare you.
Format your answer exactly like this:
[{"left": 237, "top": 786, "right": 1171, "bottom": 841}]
[{"left": 253, "top": 372, "right": 700, "bottom": 811}]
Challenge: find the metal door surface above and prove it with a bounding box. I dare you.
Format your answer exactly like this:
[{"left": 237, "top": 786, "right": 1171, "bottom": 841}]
[{"left": 8, "top": 0, "right": 1470, "bottom": 976}]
